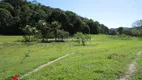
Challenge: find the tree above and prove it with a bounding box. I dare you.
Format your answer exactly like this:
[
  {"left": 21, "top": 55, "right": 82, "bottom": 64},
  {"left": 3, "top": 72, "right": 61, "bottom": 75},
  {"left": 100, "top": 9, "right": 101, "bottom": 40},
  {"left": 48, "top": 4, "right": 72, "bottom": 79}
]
[
  {"left": 99, "top": 24, "right": 109, "bottom": 34},
  {"left": 37, "top": 20, "right": 50, "bottom": 42},
  {"left": 3, "top": 0, "right": 27, "bottom": 7},
  {"left": 132, "top": 20, "right": 142, "bottom": 28},
  {"left": 31, "top": 0, "right": 38, "bottom": 4},
  {"left": 131, "top": 29, "right": 142, "bottom": 37},
  {"left": 51, "top": 21, "right": 61, "bottom": 41},
  {"left": 0, "top": 8, "right": 13, "bottom": 34},
  {"left": 23, "top": 25, "right": 38, "bottom": 42},
  {"left": 65, "top": 11, "right": 77, "bottom": 35},
  {"left": 31, "top": 4, "right": 46, "bottom": 24},
  {"left": 109, "top": 29, "right": 117, "bottom": 35},
  {"left": 0, "top": 2, "right": 14, "bottom": 14},
  {"left": 57, "top": 30, "right": 69, "bottom": 41},
  {"left": 88, "top": 20, "right": 99, "bottom": 34},
  {"left": 117, "top": 27, "right": 123, "bottom": 34},
  {"left": 74, "top": 32, "right": 91, "bottom": 46},
  {"left": 20, "top": 4, "right": 32, "bottom": 26}
]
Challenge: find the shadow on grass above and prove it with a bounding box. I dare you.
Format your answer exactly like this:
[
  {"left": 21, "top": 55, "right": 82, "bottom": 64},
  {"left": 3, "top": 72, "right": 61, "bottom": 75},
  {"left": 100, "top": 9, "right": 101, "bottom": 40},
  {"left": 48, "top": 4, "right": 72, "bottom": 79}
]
[
  {"left": 40, "top": 40, "right": 65, "bottom": 43},
  {"left": 16, "top": 39, "right": 66, "bottom": 43},
  {"left": 74, "top": 44, "right": 96, "bottom": 46}
]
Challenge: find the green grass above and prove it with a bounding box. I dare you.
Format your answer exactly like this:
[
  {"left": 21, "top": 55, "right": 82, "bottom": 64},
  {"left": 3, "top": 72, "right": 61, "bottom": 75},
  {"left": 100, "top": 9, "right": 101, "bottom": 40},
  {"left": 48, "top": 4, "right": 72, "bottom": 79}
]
[
  {"left": 0, "top": 36, "right": 23, "bottom": 43},
  {"left": 0, "top": 35, "right": 142, "bottom": 80},
  {"left": 0, "top": 36, "right": 77, "bottom": 80},
  {"left": 132, "top": 55, "right": 142, "bottom": 80}
]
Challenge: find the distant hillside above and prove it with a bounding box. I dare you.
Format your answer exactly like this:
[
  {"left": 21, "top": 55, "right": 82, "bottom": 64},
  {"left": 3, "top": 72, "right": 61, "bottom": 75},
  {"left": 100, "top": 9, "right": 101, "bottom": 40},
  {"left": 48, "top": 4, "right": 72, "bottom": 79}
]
[
  {"left": 0, "top": 0, "right": 109, "bottom": 35},
  {"left": 110, "top": 27, "right": 131, "bottom": 30}
]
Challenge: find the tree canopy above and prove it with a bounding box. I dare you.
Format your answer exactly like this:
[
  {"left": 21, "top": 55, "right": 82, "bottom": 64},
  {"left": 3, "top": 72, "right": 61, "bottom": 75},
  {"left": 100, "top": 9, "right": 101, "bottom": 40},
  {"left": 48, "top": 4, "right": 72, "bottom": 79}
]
[{"left": 0, "top": 0, "right": 109, "bottom": 36}]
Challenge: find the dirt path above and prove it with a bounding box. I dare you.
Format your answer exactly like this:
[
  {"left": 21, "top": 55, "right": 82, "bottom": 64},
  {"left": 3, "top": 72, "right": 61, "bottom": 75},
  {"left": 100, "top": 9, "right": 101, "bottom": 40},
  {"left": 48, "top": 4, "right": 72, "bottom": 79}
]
[
  {"left": 117, "top": 51, "right": 142, "bottom": 80},
  {"left": 19, "top": 52, "right": 75, "bottom": 79}
]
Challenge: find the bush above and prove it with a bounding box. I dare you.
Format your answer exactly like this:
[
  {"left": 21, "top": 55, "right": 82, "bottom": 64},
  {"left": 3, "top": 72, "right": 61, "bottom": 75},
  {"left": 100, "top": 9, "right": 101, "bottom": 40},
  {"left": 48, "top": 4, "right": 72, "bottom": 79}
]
[
  {"left": 74, "top": 32, "right": 91, "bottom": 46},
  {"left": 23, "top": 25, "right": 38, "bottom": 42},
  {"left": 122, "top": 29, "right": 142, "bottom": 37},
  {"left": 57, "top": 30, "right": 69, "bottom": 41}
]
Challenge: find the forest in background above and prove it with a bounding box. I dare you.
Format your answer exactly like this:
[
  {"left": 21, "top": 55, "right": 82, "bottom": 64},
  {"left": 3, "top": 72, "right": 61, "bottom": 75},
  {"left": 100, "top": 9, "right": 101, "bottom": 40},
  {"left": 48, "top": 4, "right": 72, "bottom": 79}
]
[
  {"left": 0, "top": 0, "right": 109, "bottom": 35},
  {"left": 0, "top": 0, "right": 142, "bottom": 37}
]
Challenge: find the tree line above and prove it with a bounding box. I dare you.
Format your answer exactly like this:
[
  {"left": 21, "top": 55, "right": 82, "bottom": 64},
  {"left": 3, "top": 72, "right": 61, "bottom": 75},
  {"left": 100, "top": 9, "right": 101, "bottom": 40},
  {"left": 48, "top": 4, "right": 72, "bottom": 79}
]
[
  {"left": 0, "top": 0, "right": 109, "bottom": 36},
  {"left": 110, "top": 27, "right": 142, "bottom": 37},
  {"left": 110, "top": 20, "right": 142, "bottom": 37}
]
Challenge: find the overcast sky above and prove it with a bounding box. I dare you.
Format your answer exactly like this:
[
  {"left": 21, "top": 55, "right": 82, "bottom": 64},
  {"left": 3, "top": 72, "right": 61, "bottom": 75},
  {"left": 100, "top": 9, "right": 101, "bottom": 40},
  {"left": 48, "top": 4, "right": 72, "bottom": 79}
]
[{"left": 28, "top": 0, "right": 142, "bottom": 28}]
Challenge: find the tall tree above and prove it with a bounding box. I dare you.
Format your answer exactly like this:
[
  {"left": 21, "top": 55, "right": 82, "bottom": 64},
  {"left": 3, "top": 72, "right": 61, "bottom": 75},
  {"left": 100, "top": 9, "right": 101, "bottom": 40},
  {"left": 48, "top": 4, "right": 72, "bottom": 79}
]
[
  {"left": 37, "top": 20, "right": 50, "bottom": 42},
  {"left": 132, "top": 20, "right": 142, "bottom": 29},
  {"left": 0, "top": 8, "right": 13, "bottom": 34},
  {"left": 51, "top": 21, "right": 61, "bottom": 41},
  {"left": 117, "top": 27, "right": 123, "bottom": 34},
  {"left": 3, "top": 0, "right": 27, "bottom": 7},
  {"left": 0, "top": 2, "right": 14, "bottom": 14}
]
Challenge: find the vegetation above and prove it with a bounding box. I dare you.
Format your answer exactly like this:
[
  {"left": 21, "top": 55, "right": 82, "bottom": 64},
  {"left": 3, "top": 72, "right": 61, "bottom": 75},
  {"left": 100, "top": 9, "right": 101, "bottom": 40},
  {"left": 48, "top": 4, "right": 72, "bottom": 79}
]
[
  {"left": 23, "top": 25, "right": 38, "bottom": 42},
  {"left": 0, "top": 0, "right": 142, "bottom": 80},
  {"left": 110, "top": 20, "right": 142, "bottom": 37},
  {"left": 117, "top": 27, "right": 123, "bottom": 34},
  {"left": 0, "top": 35, "right": 142, "bottom": 80},
  {"left": 132, "top": 54, "right": 142, "bottom": 80},
  {"left": 74, "top": 32, "right": 91, "bottom": 46},
  {"left": 0, "top": 0, "right": 109, "bottom": 36}
]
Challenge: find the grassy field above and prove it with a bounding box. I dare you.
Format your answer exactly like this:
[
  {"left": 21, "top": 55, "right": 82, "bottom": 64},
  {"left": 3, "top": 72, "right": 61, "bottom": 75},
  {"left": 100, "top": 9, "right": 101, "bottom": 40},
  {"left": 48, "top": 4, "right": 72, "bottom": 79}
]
[
  {"left": 132, "top": 53, "right": 142, "bottom": 80},
  {"left": 0, "top": 35, "right": 142, "bottom": 80}
]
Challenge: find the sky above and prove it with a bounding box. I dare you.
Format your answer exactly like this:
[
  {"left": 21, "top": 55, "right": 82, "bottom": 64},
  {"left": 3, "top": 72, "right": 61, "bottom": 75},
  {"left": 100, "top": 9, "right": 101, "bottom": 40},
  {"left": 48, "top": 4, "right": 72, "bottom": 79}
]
[{"left": 29, "top": 0, "right": 142, "bottom": 28}]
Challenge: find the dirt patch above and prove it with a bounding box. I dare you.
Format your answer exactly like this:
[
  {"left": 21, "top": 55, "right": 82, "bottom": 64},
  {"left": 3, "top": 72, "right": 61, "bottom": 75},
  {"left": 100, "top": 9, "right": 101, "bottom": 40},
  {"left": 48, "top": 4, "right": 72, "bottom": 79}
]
[
  {"left": 19, "top": 52, "right": 75, "bottom": 79},
  {"left": 117, "top": 51, "right": 142, "bottom": 80}
]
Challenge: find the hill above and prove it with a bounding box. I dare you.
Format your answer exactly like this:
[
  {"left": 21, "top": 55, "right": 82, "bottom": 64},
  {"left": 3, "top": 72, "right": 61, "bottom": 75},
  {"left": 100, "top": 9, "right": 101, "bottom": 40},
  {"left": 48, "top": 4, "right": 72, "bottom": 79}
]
[{"left": 0, "top": 0, "right": 109, "bottom": 35}]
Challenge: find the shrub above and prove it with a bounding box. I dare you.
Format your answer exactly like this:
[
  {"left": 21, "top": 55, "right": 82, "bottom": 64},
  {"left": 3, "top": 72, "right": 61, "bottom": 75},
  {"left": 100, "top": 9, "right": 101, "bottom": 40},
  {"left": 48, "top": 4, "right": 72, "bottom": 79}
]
[
  {"left": 23, "top": 25, "right": 38, "bottom": 42},
  {"left": 74, "top": 32, "right": 91, "bottom": 46}
]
